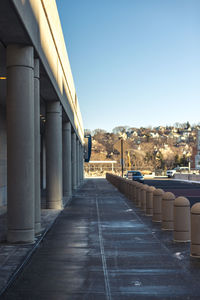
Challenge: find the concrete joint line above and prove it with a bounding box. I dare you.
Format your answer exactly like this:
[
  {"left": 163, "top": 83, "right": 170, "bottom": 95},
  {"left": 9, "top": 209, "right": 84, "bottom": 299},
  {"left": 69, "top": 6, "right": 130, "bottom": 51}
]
[
  {"left": 163, "top": 199, "right": 174, "bottom": 202},
  {"left": 174, "top": 205, "right": 190, "bottom": 208},
  {"left": 63, "top": 128, "right": 71, "bottom": 131},
  {"left": 95, "top": 196, "right": 112, "bottom": 300},
  {"left": 7, "top": 65, "right": 34, "bottom": 70},
  {"left": 46, "top": 111, "right": 61, "bottom": 115},
  {"left": 9, "top": 228, "right": 34, "bottom": 231},
  {"left": 174, "top": 230, "right": 190, "bottom": 233}
]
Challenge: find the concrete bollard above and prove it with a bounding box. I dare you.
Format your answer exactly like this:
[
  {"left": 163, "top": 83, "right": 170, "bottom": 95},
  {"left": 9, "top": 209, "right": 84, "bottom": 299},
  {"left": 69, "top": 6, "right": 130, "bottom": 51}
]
[
  {"left": 124, "top": 179, "right": 129, "bottom": 197},
  {"left": 138, "top": 183, "right": 144, "bottom": 208},
  {"left": 136, "top": 183, "right": 142, "bottom": 207},
  {"left": 123, "top": 178, "right": 127, "bottom": 196},
  {"left": 162, "top": 192, "right": 175, "bottom": 230},
  {"left": 125, "top": 179, "right": 128, "bottom": 196},
  {"left": 146, "top": 186, "right": 156, "bottom": 216},
  {"left": 134, "top": 182, "right": 139, "bottom": 205},
  {"left": 152, "top": 189, "right": 164, "bottom": 222},
  {"left": 130, "top": 181, "right": 135, "bottom": 202},
  {"left": 128, "top": 180, "right": 132, "bottom": 200},
  {"left": 121, "top": 178, "right": 126, "bottom": 195},
  {"left": 132, "top": 181, "right": 137, "bottom": 204},
  {"left": 173, "top": 197, "right": 190, "bottom": 242},
  {"left": 118, "top": 178, "right": 122, "bottom": 193},
  {"left": 126, "top": 180, "right": 130, "bottom": 198},
  {"left": 131, "top": 180, "right": 136, "bottom": 204},
  {"left": 191, "top": 203, "right": 200, "bottom": 257},
  {"left": 140, "top": 184, "right": 148, "bottom": 211}
]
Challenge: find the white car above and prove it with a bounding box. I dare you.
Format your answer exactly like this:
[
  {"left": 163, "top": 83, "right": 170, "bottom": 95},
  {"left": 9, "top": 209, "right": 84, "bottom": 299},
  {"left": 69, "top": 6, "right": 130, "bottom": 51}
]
[
  {"left": 166, "top": 167, "right": 189, "bottom": 178},
  {"left": 166, "top": 169, "right": 177, "bottom": 178}
]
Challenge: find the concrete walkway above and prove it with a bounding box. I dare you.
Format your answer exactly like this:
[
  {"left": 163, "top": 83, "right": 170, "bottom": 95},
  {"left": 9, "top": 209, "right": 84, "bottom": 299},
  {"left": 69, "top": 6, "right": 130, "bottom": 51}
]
[
  {"left": 0, "top": 208, "right": 61, "bottom": 295},
  {"left": 2, "top": 178, "right": 200, "bottom": 299}
]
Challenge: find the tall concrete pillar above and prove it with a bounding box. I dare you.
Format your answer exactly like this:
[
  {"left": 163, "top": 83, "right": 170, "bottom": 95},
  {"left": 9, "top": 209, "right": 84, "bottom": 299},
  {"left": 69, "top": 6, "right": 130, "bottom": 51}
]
[
  {"left": 63, "top": 122, "right": 72, "bottom": 203},
  {"left": 34, "top": 59, "right": 41, "bottom": 234},
  {"left": 72, "top": 132, "right": 77, "bottom": 191},
  {"left": 41, "top": 135, "right": 46, "bottom": 190},
  {"left": 76, "top": 138, "right": 80, "bottom": 187},
  {"left": 82, "top": 145, "right": 85, "bottom": 181},
  {"left": 79, "top": 143, "right": 81, "bottom": 184},
  {"left": 82, "top": 145, "right": 84, "bottom": 181},
  {"left": 46, "top": 102, "right": 63, "bottom": 209},
  {"left": 7, "top": 45, "right": 34, "bottom": 243},
  {"left": 79, "top": 143, "right": 83, "bottom": 183}
]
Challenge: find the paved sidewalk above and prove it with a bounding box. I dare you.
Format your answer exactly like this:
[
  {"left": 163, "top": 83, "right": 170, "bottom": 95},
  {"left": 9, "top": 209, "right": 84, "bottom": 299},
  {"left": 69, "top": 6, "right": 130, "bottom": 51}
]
[
  {"left": 2, "top": 178, "right": 200, "bottom": 299},
  {"left": 0, "top": 207, "right": 61, "bottom": 295}
]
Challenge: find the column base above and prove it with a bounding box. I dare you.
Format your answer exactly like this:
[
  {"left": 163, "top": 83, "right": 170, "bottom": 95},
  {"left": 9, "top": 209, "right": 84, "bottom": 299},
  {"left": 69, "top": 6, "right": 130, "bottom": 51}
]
[
  {"left": 7, "top": 229, "right": 35, "bottom": 244},
  {"left": 46, "top": 200, "right": 63, "bottom": 210},
  {"left": 162, "top": 221, "right": 173, "bottom": 230},
  {"left": 173, "top": 231, "right": 190, "bottom": 242}
]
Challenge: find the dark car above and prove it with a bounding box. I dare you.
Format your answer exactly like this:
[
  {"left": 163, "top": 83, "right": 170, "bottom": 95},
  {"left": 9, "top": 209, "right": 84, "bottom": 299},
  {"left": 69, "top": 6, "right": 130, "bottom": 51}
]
[{"left": 126, "top": 170, "right": 144, "bottom": 183}]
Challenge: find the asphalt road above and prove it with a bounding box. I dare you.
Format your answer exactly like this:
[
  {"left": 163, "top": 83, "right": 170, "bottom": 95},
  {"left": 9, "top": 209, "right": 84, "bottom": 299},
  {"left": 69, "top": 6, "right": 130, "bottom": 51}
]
[{"left": 144, "top": 178, "right": 200, "bottom": 207}]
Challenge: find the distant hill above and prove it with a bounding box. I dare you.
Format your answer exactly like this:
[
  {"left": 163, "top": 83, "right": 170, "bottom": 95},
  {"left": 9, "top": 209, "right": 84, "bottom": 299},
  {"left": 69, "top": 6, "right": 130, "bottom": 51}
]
[{"left": 86, "top": 123, "right": 198, "bottom": 172}]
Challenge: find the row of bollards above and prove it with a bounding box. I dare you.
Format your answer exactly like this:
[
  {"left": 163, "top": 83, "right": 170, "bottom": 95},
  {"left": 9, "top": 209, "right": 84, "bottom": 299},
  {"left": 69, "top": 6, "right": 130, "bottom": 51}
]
[{"left": 106, "top": 173, "right": 200, "bottom": 258}]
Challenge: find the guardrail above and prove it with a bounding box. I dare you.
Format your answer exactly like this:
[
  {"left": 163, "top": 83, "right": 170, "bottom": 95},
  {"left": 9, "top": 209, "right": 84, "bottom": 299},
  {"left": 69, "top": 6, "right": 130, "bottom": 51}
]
[{"left": 106, "top": 173, "right": 200, "bottom": 258}]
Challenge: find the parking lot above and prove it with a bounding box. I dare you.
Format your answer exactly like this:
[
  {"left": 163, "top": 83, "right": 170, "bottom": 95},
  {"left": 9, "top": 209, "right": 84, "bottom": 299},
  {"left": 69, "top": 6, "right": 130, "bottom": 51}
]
[{"left": 144, "top": 178, "right": 200, "bottom": 207}]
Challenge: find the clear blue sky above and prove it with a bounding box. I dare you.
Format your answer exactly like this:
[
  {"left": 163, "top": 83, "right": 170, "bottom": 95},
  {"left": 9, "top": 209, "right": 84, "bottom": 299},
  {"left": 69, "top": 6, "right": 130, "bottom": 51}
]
[{"left": 56, "top": 0, "right": 200, "bottom": 132}]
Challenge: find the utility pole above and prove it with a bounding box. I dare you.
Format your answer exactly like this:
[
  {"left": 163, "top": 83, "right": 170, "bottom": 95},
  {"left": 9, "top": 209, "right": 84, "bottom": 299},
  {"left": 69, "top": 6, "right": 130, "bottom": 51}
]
[{"left": 121, "top": 138, "right": 124, "bottom": 177}]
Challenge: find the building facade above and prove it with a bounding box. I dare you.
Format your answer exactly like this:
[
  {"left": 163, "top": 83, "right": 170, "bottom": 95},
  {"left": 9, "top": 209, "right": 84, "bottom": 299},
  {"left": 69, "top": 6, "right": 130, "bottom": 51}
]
[{"left": 0, "top": 0, "right": 84, "bottom": 243}]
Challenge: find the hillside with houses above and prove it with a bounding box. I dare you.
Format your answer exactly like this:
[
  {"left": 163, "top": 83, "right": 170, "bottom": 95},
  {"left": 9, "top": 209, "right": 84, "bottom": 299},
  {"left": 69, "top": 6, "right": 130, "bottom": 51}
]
[{"left": 84, "top": 122, "right": 199, "bottom": 175}]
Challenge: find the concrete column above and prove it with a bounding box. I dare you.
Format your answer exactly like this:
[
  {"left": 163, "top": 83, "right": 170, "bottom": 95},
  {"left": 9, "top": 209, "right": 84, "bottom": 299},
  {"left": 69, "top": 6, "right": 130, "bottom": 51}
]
[
  {"left": 76, "top": 138, "right": 80, "bottom": 187},
  {"left": 80, "top": 144, "right": 84, "bottom": 183},
  {"left": 46, "top": 102, "right": 63, "bottom": 209},
  {"left": 82, "top": 144, "right": 85, "bottom": 180},
  {"left": 79, "top": 142, "right": 82, "bottom": 184},
  {"left": 78, "top": 143, "right": 81, "bottom": 184},
  {"left": 82, "top": 145, "right": 84, "bottom": 180},
  {"left": 34, "top": 59, "right": 41, "bottom": 234},
  {"left": 72, "top": 132, "right": 77, "bottom": 191},
  {"left": 7, "top": 45, "right": 34, "bottom": 243},
  {"left": 63, "top": 122, "right": 72, "bottom": 203}
]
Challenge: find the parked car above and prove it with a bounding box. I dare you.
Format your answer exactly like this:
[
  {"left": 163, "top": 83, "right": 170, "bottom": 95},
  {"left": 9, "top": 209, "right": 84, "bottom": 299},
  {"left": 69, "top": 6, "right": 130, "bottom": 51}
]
[
  {"left": 166, "top": 169, "right": 177, "bottom": 178},
  {"left": 126, "top": 170, "right": 144, "bottom": 183},
  {"left": 166, "top": 167, "right": 189, "bottom": 178}
]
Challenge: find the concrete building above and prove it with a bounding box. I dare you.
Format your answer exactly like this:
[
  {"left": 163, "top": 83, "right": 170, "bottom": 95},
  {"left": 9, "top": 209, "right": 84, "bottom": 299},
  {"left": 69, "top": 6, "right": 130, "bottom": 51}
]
[{"left": 0, "top": 0, "right": 84, "bottom": 243}]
